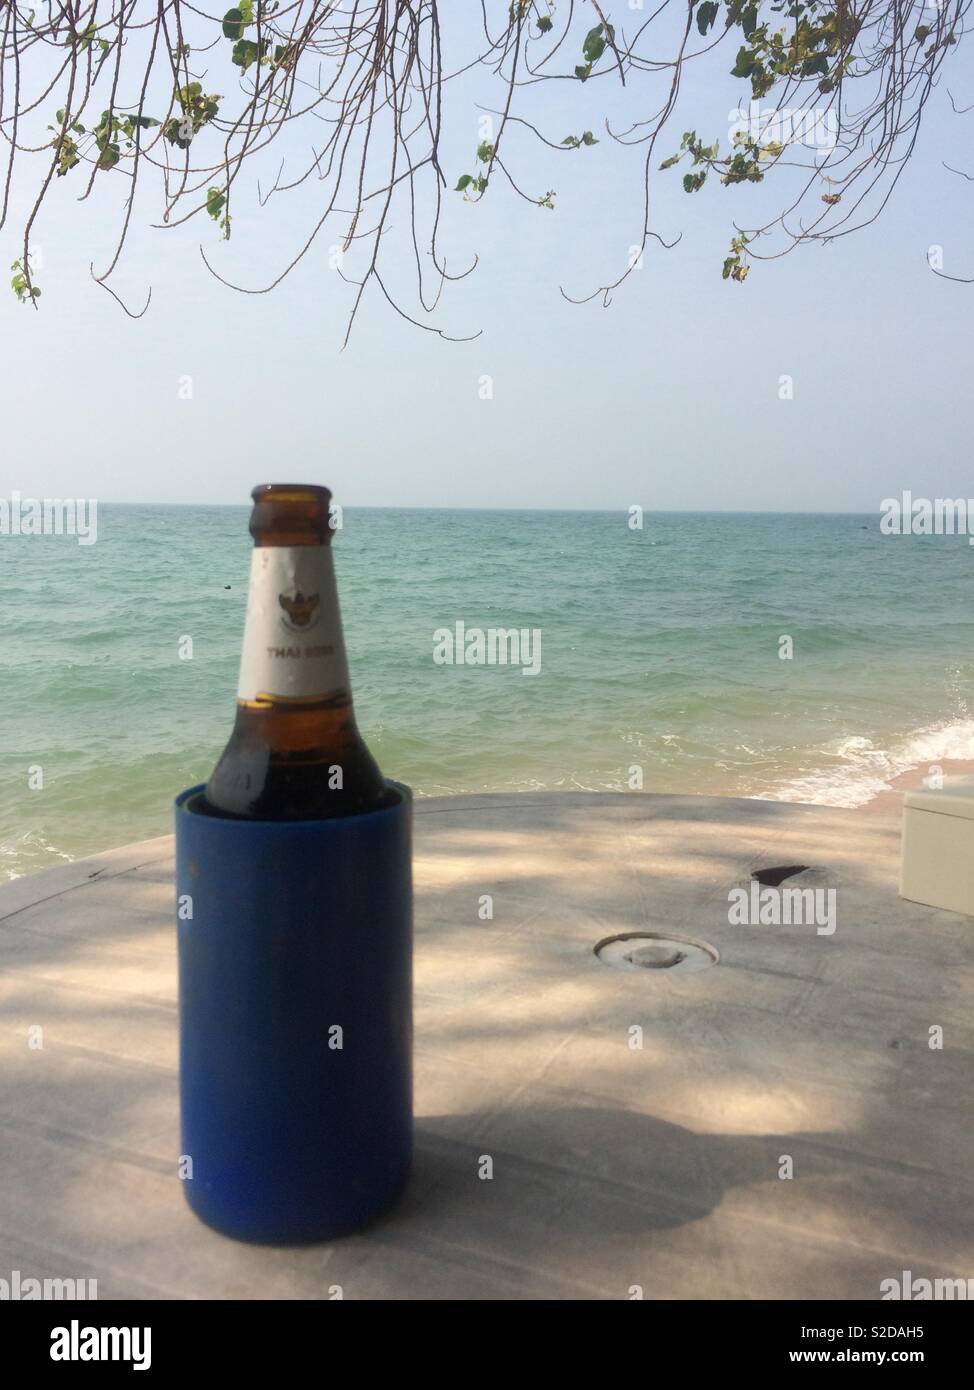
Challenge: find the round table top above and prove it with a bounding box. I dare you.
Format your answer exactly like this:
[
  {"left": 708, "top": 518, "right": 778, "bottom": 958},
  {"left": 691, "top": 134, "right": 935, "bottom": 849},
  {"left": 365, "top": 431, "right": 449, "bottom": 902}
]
[{"left": 0, "top": 791, "right": 969, "bottom": 1300}]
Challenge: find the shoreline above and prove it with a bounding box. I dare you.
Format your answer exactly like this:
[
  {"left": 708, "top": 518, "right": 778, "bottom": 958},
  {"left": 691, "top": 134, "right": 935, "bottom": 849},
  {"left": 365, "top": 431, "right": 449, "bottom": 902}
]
[
  {"left": 855, "top": 759, "right": 974, "bottom": 819},
  {"left": 6, "top": 766, "right": 974, "bottom": 884}
]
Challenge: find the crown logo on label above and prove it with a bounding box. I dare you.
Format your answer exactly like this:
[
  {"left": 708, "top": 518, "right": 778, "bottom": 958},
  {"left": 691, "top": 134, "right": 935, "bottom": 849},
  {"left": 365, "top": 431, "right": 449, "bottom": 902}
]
[{"left": 279, "top": 590, "right": 320, "bottom": 632}]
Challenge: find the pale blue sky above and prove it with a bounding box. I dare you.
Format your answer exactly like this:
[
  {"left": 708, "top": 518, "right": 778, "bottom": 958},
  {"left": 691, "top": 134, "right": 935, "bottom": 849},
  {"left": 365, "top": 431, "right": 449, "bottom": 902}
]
[{"left": 0, "top": 10, "right": 971, "bottom": 512}]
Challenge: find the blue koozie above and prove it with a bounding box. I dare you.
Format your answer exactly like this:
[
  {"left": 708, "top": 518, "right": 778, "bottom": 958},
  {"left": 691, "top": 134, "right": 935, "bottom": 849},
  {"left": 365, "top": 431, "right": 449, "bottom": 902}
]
[{"left": 175, "top": 781, "right": 413, "bottom": 1243}]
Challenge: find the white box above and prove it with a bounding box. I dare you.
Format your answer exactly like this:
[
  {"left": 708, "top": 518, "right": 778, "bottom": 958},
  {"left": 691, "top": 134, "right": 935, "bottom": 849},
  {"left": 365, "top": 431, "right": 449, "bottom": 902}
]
[{"left": 900, "top": 778, "right": 974, "bottom": 916}]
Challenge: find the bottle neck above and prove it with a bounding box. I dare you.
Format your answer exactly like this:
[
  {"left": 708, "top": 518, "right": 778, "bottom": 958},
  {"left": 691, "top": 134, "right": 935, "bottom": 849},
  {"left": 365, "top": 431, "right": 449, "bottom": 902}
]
[{"left": 236, "top": 543, "right": 351, "bottom": 708}]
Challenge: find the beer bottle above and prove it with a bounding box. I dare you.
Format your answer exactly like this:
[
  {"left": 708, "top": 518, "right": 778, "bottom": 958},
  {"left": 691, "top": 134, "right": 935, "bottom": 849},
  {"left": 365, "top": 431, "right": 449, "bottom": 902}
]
[{"left": 203, "top": 483, "right": 386, "bottom": 819}]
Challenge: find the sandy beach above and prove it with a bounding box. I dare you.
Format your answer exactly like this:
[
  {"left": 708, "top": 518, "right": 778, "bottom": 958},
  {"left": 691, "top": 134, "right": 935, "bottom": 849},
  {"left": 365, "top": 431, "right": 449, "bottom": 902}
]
[{"left": 858, "top": 759, "right": 974, "bottom": 819}]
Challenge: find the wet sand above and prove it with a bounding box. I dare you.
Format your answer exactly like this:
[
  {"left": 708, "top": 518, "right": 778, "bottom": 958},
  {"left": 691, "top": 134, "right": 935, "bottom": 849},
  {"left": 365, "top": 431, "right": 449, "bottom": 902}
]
[{"left": 858, "top": 759, "right": 974, "bottom": 819}]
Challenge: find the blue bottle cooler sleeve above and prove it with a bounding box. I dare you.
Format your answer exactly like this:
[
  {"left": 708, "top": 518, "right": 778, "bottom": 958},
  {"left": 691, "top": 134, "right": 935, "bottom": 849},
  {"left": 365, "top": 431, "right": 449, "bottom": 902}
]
[{"left": 175, "top": 782, "right": 413, "bottom": 1243}]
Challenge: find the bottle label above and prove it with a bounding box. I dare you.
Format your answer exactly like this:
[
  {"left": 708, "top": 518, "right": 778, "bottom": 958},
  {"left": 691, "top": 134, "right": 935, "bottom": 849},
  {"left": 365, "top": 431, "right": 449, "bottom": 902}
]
[{"left": 237, "top": 545, "right": 351, "bottom": 702}]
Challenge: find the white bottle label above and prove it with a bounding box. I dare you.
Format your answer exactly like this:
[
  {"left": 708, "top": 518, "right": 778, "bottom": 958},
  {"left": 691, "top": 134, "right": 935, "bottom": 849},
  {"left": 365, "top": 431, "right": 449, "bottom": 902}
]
[{"left": 237, "top": 545, "right": 350, "bottom": 702}]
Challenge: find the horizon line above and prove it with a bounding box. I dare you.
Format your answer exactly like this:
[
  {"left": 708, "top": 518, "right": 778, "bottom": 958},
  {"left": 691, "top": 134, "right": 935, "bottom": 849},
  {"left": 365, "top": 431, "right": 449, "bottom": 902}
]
[{"left": 86, "top": 502, "right": 881, "bottom": 516}]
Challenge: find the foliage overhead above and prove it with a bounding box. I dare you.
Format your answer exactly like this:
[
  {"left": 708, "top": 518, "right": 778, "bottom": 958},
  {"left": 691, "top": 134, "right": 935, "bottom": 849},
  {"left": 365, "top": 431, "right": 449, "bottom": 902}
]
[{"left": 0, "top": 1, "right": 967, "bottom": 339}]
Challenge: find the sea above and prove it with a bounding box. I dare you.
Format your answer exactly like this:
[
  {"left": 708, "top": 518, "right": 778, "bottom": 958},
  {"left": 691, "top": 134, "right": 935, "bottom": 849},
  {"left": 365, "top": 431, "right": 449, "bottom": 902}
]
[{"left": 3, "top": 506, "right": 973, "bottom": 880}]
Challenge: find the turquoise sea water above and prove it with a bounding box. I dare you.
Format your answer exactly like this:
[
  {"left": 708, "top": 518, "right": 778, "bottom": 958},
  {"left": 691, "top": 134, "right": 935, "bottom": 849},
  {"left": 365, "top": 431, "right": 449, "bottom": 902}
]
[{"left": 3, "top": 506, "right": 973, "bottom": 879}]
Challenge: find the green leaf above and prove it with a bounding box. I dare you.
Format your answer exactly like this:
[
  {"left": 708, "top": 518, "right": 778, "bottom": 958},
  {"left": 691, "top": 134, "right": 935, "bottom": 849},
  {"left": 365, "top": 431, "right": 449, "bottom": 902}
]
[
  {"left": 582, "top": 24, "right": 606, "bottom": 64},
  {"left": 96, "top": 144, "right": 120, "bottom": 170},
  {"left": 696, "top": 2, "right": 719, "bottom": 37},
  {"left": 740, "top": 4, "right": 758, "bottom": 38},
  {"left": 455, "top": 174, "right": 473, "bottom": 191},
  {"left": 731, "top": 46, "right": 754, "bottom": 78},
  {"left": 222, "top": 8, "right": 245, "bottom": 41},
  {"left": 537, "top": 15, "right": 553, "bottom": 32},
  {"left": 659, "top": 153, "right": 681, "bottom": 170},
  {"left": 232, "top": 38, "right": 260, "bottom": 70},
  {"left": 575, "top": 63, "right": 591, "bottom": 81},
  {"left": 562, "top": 131, "right": 599, "bottom": 150}
]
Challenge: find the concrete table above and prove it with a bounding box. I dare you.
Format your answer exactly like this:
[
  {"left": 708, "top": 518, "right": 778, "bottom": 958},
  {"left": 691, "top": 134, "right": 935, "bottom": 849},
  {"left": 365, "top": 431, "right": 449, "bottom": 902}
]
[{"left": 1, "top": 792, "right": 971, "bottom": 1300}]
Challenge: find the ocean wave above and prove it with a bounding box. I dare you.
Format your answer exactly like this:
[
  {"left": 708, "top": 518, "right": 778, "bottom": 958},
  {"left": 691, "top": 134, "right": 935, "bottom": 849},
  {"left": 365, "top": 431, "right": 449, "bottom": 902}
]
[
  {"left": 767, "top": 718, "right": 974, "bottom": 808},
  {"left": 0, "top": 830, "right": 74, "bottom": 882}
]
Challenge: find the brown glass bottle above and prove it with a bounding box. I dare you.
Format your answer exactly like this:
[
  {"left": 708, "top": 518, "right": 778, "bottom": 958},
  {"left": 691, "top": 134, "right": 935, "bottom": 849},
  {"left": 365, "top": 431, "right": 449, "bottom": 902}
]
[{"left": 203, "top": 484, "right": 386, "bottom": 819}]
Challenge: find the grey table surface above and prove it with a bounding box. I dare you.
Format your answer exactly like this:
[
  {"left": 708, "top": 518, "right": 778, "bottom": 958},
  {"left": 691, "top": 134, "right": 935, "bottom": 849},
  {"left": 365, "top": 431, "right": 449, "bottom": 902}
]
[{"left": 1, "top": 791, "right": 971, "bottom": 1300}]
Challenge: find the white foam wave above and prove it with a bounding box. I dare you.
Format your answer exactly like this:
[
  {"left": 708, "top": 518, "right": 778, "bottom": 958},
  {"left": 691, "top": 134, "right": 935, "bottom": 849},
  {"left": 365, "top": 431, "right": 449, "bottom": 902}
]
[
  {"left": 768, "top": 719, "right": 974, "bottom": 809},
  {"left": 0, "top": 830, "right": 74, "bottom": 882}
]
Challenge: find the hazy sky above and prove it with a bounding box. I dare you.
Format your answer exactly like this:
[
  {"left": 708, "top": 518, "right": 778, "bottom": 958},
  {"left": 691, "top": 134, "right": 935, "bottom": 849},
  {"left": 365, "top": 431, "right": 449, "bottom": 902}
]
[{"left": 1, "top": 11, "right": 972, "bottom": 512}]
